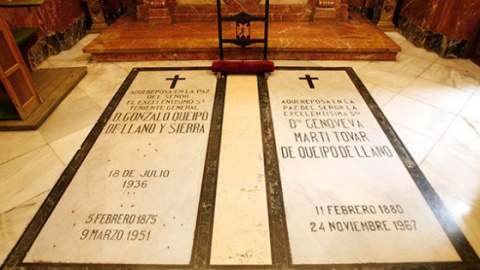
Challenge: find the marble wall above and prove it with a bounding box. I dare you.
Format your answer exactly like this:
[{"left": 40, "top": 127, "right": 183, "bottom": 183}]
[
  {"left": 260, "top": 0, "right": 309, "bottom": 4},
  {"left": 0, "top": 0, "right": 88, "bottom": 67},
  {"left": 140, "top": 0, "right": 348, "bottom": 24},
  {"left": 348, "top": 0, "right": 374, "bottom": 8},
  {"left": 1, "top": 0, "right": 85, "bottom": 37},
  {"left": 138, "top": 0, "right": 320, "bottom": 24},
  {"left": 175, "top": 0, "right": 310, "bottom": 5},
  {"left": 398, "top": 0, "right": 480, "bottom": 58}
]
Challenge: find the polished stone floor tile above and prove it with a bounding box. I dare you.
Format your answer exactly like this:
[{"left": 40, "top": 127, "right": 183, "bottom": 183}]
[
  {"left": 368, "top": 86, "right": 398, "bottom": 107},
  {"left": 173, "top": 60, "right": 216, "bottom": 67},
  {"left": 362, "top": 53, "right": 434, "bottom": 77},
  {"left": 435, "top": 57, "right": 471, "bottom": 71},
  {"left": 421, "top": 144, "right": 480, "bottom": 255},
  {"left": 45, "top": 42, "right": 92, "bottom": 67},
  {"left": 49, "top": 125, "right": 94, "bottom": 166},
  {"left": 0, "top": 131, "right": 46, "bottom": 165},
  {"left": 420, "top": 63, "right": 480, "bottom": 93},
  {"left": 34, "top": 60, "right": 54, "bottom": 69},
  {"left": 0, "top": 146, "right": 64, "bottom": 215},
  {"left": 0, "top": 191, "right": 49, "bottom": 264},
  {"left": 113, "top": 61, "right": 178, "bottom": 72},
  {"left": 438, "top": 196, "right": 480, "bottom": 258},
  {"left": 60, "top": 86, "right": 88, "bottom": 105},
  {"left": 450, "top": 58, "right": 480, "bottom": 82},
  {"left": 356, "top": 66, "right": 417, "bottom": 92},
  {"left": 385, "top": 31, "right": 407, "bottom": 45},
  {"left": 38, "top": 96, "right": 103, "bottom": 143},
  {"left": 439, "top": 117, "right": 480, "bottom": 161},
  {"left": 114, "top": 60, "right": 213, "bottom": 72},
  {"left": 399, "top": 41, "right": 440, "bottom": 62},
  {"left": 77, "top": 63, "right": 130, "bottom": 108},
  {"left": 391, "top": 124, "right": 436, "bottom": 164},
  {"left": 78, "top": 34, "right": 100, "bottom": 47},
  {"left": 400, "top": 77, "right": 472, "bottom": 114},
  {"left": 382, "top": 95, "right": 455, "bottom": 140},
  {"left": 461, "top": 95, "right": 480, "bottom": 122}
]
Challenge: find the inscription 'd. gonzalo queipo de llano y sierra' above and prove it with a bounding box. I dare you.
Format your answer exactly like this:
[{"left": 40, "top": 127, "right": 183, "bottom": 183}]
[{"left": 23, "top": 70, "right": 217, "bottom": 265}]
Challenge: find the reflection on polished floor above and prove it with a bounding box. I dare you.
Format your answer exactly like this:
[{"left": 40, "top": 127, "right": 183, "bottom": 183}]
[{"left": 1, "top": 32, "right": 480, "bottom": 265}]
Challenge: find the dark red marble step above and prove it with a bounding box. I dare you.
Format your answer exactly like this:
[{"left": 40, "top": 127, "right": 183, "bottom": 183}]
[{"left": 84, "top": 12, "right": 401, "bottom": 61}]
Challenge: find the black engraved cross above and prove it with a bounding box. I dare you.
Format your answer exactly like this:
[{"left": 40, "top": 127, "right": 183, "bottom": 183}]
[
  {"left": 299, "top": 75, "right": 319, "bottom": 89},
  {"left": 166, "top": 75, "right": 186, "bottom": 89}
]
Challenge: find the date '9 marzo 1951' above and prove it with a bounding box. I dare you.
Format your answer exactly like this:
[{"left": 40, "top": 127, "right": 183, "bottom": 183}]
[{"left": 80, "top": 229, "right": 152, "bottom": 241}]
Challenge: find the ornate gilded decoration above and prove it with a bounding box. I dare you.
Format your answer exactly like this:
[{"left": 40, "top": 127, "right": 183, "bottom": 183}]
[
  {"left": 317, "top": 0, "right": 334, "bottom": 8},
  {"left": 313, "top": 0, "right": 348, "bottom": 23},
  {"left": 145, "top": 0, "right": 167, "bottom": 8}
]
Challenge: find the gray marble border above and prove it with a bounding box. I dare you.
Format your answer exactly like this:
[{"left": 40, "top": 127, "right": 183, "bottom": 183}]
[
  {"left": 257, "top": 73, "right": 291, "bottom": 268},
  {"left": 191, "top": 72, "right": 227, "bottom": 268}
]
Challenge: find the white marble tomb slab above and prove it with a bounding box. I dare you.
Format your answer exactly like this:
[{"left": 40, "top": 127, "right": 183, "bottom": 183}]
[
  {"left": 210, "top": 75, "right": 272, "bottom": 265},
  {"left": 267, "top": 70, "right": 461, "bottom": 264},
  {"left": 24, "top": 70, "right": 217, "bottom": 265}
]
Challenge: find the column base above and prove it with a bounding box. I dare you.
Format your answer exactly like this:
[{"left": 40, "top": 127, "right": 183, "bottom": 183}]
[
  {"left": 312, "top": 5, "right": 348, "bottom": 24},
  {"left": 148, "top": 8, "right": 172, "bottom": 25},
  {"left": 377, "top": 20, "right": 396, "bottom": 31},
  {"left": 313, "top": 7, "right": 337, "bottom": 24},
  {"left": 88, "top": 23, "right": 108, "bottom": 33}
]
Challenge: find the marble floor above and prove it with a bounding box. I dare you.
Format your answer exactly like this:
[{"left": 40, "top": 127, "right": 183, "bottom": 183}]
[{"left": 1, "top": 32, "right": 480, "bottom": 266}]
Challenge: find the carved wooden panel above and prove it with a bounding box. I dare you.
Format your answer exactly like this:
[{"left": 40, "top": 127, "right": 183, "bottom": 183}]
[{"left": 0, "top": 12, "right": 41, "bottom": 119}]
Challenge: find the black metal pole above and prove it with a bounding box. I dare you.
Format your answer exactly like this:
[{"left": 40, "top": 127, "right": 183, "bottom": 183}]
[
  {"left": 216, "top": 0, "right": 224, "bottom": 60},
  {"left": 264, "top": 0, "right": 269, "bottom": 60}
]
